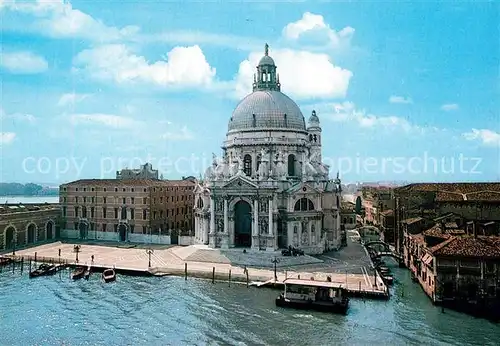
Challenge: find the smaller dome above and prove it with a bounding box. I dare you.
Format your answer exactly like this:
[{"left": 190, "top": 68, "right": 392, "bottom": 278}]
[
  {"left": 258, "top": 55, "right": 275, "bottom": 66},
  {"left": 307, "top": 110, "right": 320, "bottom": 129}
]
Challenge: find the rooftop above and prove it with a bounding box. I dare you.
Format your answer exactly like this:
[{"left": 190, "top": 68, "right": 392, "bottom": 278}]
[
  {"left": 395, "top": 183, "right": 500, "bottom": 202},
  {"left": 61, "top": 179, "right": 196, "bottom": 187},
  {"left": 0, "top": 203, "right": 59, "bottom": 214},
  {"left": 429, "top": 235, "right": 500, "bottom": 259}
]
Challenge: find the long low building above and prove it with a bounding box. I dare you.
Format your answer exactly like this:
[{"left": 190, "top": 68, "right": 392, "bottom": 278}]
[
  {"left": 0, "top": 203, "right": 60, "bottom": 251},
  {"left": 59, "top": 178, "right": 195, "bottom": 245}
]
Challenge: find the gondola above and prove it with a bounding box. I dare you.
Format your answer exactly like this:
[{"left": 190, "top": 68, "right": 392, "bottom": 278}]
[
  {"left": 29, "top": 263, "right": 57, "bottom": 278},
  {"left": 71, "top": 266, "right": 86, "bottom": 280},
  {"left": 102, "top": 268, "right": 116, "bottom": 283}
]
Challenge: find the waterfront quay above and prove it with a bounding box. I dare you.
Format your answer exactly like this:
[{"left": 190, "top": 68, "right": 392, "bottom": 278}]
[{"left": 1, "top": 235, "right": 388, "bottom": 299}]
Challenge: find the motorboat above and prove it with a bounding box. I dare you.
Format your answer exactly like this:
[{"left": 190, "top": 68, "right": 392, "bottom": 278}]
[
  {"left": 102, "top": 268, "right": 116, "bottom": 283},
  {"left": 275, "top": 279, "right": 349, "bottom": 314},
  {"left": 29, "top": 263, "right": 57, "bottom": 278},
  {"left": 71, "top": 266, "right": 86, "bottom": 280},
  {"left": 382, "top": 275, "right": 394, "bottom": 285}
]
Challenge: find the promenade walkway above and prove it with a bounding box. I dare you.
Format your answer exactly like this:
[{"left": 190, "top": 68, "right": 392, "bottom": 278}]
[{"left": 4, "top": 240, "right": 388, "bottom": 299}]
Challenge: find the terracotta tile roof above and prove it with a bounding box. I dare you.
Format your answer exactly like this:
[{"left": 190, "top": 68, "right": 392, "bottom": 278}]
[
  {"left": 61, "top": 179, "right": 195, "bottom": 187},
  {"left": 423, "top": 224, "right": 465, "bottom": 239},
  {"left": 402, "top": 217, "right": 423, "bottom": 225},
  {"left": 395, "top": 183, "right": 500, "bottom": 202},
  {"left": 430, "top": 236, "right": 500, "bottom": 258},
  {"left": 409, "top": 233, "right": 425, "bottom": 244}
]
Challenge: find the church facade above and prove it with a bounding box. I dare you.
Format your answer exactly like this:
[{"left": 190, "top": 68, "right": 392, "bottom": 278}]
[{"left": 193, "top": 44, "right": 342, "bottom": 254}]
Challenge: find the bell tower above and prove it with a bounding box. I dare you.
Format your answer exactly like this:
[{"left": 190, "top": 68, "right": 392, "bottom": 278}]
[
  {"left": 307, "top": 110, "right": 322, "bottom": 162},
  {"left": 253, "top": 43, "right": 281, "bottom": 92}
]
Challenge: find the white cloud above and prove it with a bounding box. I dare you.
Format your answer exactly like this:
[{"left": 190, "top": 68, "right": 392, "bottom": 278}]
[
  {"left": 57, "top": 93, "right": 91, "bottom": 107},
  {"left": 282, "top": 12, "right": 354, "bottom": 50},
  {"left": 73, "top": 44, "right": 216, "bottom": 88},
  {"left": 0, "top": 107, "right": 37, "bottom": 124},
  {"left": 0, "top": 51, "right": 48, "bottom": 74},
  {"left": 328, "top": 101, "right": 416, "bottom": 132},
  {"left": 234, "top": 48, "right": 352, "bottom": 100},
  {"left": 0, "top": 132, "right": 16, "bottom": 145},
  {"left": 463, "top": 128, "right": 500, "bottom": 147},
  {"left": 68, "top": 113, "right": 142, "bottom": 129},
  {"left": 389, "top": 96, "right": 413, "bottom": 104},
  {"left": 161, "top": 126, "right": 194, "bottom": 141},
  {"left": 3, "top": 0, "right": 139, "bottom": 42},
  {"left": 441, "top": 103, "right": 459, "bottom": 111}
]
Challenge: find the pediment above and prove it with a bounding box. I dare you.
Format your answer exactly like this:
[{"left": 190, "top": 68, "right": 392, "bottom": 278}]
[
  {"left": 285, "top": 182, "right": 321, "bottom": 195},
  {"left": 223, "top": 175, "right": 259, "bottom": 190}
]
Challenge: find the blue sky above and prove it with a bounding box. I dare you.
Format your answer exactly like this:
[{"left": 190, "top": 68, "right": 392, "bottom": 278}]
[{"left": 0, "top": 0, "right": 498, "bottom": 184}]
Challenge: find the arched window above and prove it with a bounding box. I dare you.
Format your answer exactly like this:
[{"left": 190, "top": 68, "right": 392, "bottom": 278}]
[
  {"left": 197, "top": 197, "right": 204, "bottom": 209},
  {"left": 256, "top": 154, "right": 261, "bottom": 172},
  {"left": 252, "top": 114, "right": 256, "bottom": 127},
  {"left": 243, "top": 154, "right": 252, "bottom": 176},
  {"left": 82, "top": 206, "right": 87, "bottom": 218},
  {"left": 288, "top": 154, "right": 296, "bottom": 176},
  {"left": 121, "top": 207, "right": 127, "bottom": 220},
  {"left": 294, "top": 198, "right": 314, "bottom": 211}
]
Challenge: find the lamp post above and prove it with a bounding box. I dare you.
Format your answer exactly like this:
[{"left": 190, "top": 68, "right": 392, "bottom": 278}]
[
  {"left": 75, "top": 245, "right": 80, "bottom": 263},
  {"left": 146, "top": 248, "right": 154, "bottom": 268},
  {"left": 271, "top": 256, "right": 280, "bottom": 282}
]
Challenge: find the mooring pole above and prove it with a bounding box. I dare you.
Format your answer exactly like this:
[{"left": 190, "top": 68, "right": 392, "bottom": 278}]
[
  {"left": 228, "top": 269, "right": 231, "bottom": 287},
  {"left": 34, "top": 252, "right": 37, "bottom": 263},
  {"left": 20, "top": 257, "right": 24, "bottom": 273},
  {"left": 212, "top": 267, "right": 215, "bottom": 284},
  {"left": 184, "top": 263, "right": 188, "bottom": 280}
]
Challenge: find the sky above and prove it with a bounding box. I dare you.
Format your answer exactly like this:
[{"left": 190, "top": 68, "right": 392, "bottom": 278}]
[{"left": 0, "top": 0, "right": 499, "bottom": 185}]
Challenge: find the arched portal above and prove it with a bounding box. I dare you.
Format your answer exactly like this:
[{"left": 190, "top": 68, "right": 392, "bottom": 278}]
[
  {"left": 27, "top": 223, "right": 36, "bottom": 244},
  {"left": 234, "top": 200, "right": 252, "bottom": 247},
  {"left": 46, "top": 221, "right": 54, "bottom": 240},
  {"left": 118, "top": 224, "right": 127, "bottom": 242},
  {"left": 79, "top": 222, "right": 88, "bottom": 239},
  {"left": 5, "top": 226, "right": 15, "bottom": 249}
]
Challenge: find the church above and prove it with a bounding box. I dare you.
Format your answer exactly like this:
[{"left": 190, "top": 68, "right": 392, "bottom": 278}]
[{"left": 193, "top": 44, "right": 343, "bottom": 254}]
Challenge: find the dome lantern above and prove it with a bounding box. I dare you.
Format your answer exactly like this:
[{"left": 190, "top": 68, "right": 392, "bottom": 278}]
[{"left": 252, "top": 43, "right": 281, "bottom": 92}]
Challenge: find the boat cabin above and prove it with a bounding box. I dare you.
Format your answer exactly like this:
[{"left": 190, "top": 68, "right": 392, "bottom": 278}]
[{"left": 282, "top": 279, "right": 346, "bottom": 303}]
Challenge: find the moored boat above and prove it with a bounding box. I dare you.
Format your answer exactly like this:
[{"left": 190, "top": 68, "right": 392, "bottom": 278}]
[
  {"left": 102, "top": 268, "right": 116, "bottom": 283},
  {"left": 275, "top": 279, "right": 349, "bottom": 314},
  {"left": 382, "top": 275, "right": 394, "bottom": 285},
  {"left": 72, "top": 266, "right": 86, "bottom": 280},
  {"left": 84, "top": 266, "right": 91, "bottom": 280},
  {"left": 29, "top": 264, "right": 57, "bottom": 278}
]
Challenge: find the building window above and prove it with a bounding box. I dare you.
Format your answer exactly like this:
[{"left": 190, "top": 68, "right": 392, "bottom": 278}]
[
  {"left": 143, "top": 210, "right": 147, "bottom": 220},
  {"left": 82, "top": 206, "right": 87, "bottom": 218},
  {"left": 83, "top": 197, "right": 87, "bottom": 203},
  {"left": 288, "top": 154, "right": 296, "bottom": 176},
  {"left": 83, "top": 188, "right": 86, "bottom": 192},
  {"left": 122, "top": 198, "right": 126, "bottom": 205},
  {"left": 294, "top": 198, "right": 314, "bottom": 211},
  {"left": 131, "top": 197, "right": 135, "bottom": 204},
  {"left": 144, "top": 197, "right": 147, "bottom": 204},
  {"left": 91, "top": 207, "right": 95, "bottom": 218},
  {"left": 130, "top": 209, "right": 134, "bottom": 220},
  {"left": 63, "top": 206, "right": 67, "bottom": 217},
  {"left": 103, "top": 197, "right": 107, "bottom": 204},
  {"left": 243, "top": 154, "right": 252, "bottom": 176},
  {"left": 76, "top": 188, "right": 79, "bottom": 192},
  {"left": 91, "top": 188, "right": 95, "bottom": 192},
  {"left": 114, "top": 208, "right": 118, "bottom": 219},
  {"left": 74, "top": 222, "right": 78, "bottom": 230},
  {"left": 74, "top": 206, "right": 79, "bottom": 217},
  {"left": 104, "top": 188, "right": 107, "bottom": 192},
  {"left": 103, "top": 207, "right": 107, "bottom": 219},
  {"left": 131, "top": 188, "right": 134, "bottom": 192},
  {"left": 75, "top": 196, "right": 79, "bottom": 203},
  {"left": 121, "top": 207, "right": 127, "bottom": 220},
  {"left": 102, "top": 223, "right": 107, "bottom": 232},
  {"left": 197, "top": 198, "right": 203, "bottom": 209},
  {"left": 115, "top": 188, "right": 118, "bottom": 192},
  {"left": 123, "top": 188, "right": 126, "bottom": 192}
]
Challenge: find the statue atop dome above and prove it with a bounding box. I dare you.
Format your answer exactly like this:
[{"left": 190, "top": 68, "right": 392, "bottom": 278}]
[{"left": 264, "top": 43, "right": 269, "bottom": 56}]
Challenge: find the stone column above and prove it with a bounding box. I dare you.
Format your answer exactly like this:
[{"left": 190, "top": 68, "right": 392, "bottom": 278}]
[
  {"left": 209, "top": 197, "right": 215, "bottom": 234},
  {"left": 268, "top": 198, "right": 273, "bottom": 235},
  {"left": 253, "top": 199, "right": 259, "bottom": 236},
  {"left": 224, "top": 199, "right": 228, "bottom": 234},
  {"left": 204, "top": 217, "right": 209, "bottom": 244}
]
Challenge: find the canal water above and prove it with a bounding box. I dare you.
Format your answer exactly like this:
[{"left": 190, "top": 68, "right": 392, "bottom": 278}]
[{"left": 0, "top": 262, "right": 499, "bottom": 346}]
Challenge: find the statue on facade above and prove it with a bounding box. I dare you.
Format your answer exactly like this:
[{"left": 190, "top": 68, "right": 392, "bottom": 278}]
[
  {"left": 258, "top": 148, "right": 269, "bottom": 180},
  {"left": 274, "top": 150, "right": 287, "bottom": 180},
  {"left": 302, "top": 149, "right": 317, "bottom": 181},
  {"left": 204, "top": 153, "right": 219, "bottom": 180}
]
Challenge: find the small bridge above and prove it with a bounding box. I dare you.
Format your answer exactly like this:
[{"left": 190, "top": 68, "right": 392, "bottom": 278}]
[{"left": 371, "top": 251, "right": 403, "bottom": 262}]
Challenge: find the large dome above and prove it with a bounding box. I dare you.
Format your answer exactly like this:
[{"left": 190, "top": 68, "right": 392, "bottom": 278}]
[{"left": 228, "top": 90, "right": 306, "bottom": 132}]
